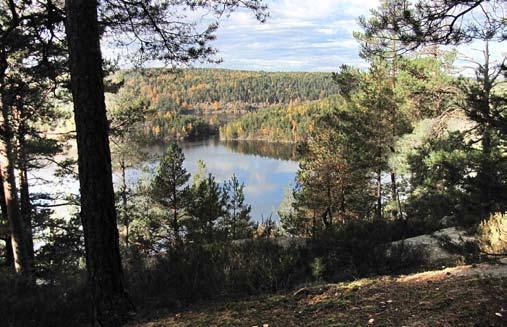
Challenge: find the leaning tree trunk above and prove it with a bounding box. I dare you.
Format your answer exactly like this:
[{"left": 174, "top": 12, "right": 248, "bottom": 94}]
[{"left": 65, "top": 0, "right": 131, "bottom": 325}]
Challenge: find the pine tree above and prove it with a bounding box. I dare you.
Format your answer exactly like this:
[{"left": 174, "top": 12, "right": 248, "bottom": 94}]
[
  {"left": 63, "top": 1, "right": 267, "bottom": 323},
  {"left": 109, "top": 83, "right": 149, "bottom": 249},
  {"left": 222, "top": 174, "right": 253, "bottom": 240},
  {"left": 65, "top": 1, "right": 131, "bottom": 324},
  {"left": 186, "top": 174, "right": 226, "bottom": 243},
  {"left": 150, "top": 143, "right": 190, "bottom": 245}
]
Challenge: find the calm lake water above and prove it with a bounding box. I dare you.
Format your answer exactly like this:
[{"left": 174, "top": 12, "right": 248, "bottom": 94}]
[
  {"left": 138, "top": 139, "right": 298, "bottom": 221},
  {"left": 33, "top": 139, "right": 299, "bottom": 222}
]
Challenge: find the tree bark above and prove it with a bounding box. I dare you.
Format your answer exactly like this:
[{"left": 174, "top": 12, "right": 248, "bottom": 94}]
[
  {"left": 17, "top": 106, "right": 34, "bottom": 261},
  {"left": 65, "top": 0, "right": 131, "bottom": 324},
  {"left": 120, "top": 158, "right": 129, "bottom": 249},
  {"left": 0, "top": 56, "right": 31, "bottom": 278},
  {"left": 376, "top": 168, "right": 382, "bottom": 220},
  {"left": 477, "top": 41, "right": 493, "bottom": 218},
  {"left": 0, "top": 98, "right": 31, "bottom": 278},
  {"left": 0, "top": 168, "right": 14, "bottom": 268},
  {"left": 1, "top": 48, "right": 32, "bottom": 278}
]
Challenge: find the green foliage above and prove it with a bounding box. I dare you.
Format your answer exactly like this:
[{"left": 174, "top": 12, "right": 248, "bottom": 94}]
[
  {"left": 222, "top": 175, "right": 254, "bottom": 240},
  {"left": 0, "top": 274, "right": 89, "bottom": 327},
  {"left": 150, "top": 143, "right": 191, "bottom": 245},
  {"left": 221, "top": 96, "right": 346, "bottom": 142},
  {"left": 128, "top": 146, "right": 257, "bottom": 250},
  {"left": 34, "top": 214, "right": 84, "bottom": 283},
  {"left": 117, "top": 68, "right": 341, "bottom": 112},
  {"left": 126, "top": 240, "right": 309, "bottom": 305},
  {"left": 186, "top": 174, "right": 227, "bottom": 243},
  {"left": 110, "top": 68, "right": 341, "bottom": 143}
]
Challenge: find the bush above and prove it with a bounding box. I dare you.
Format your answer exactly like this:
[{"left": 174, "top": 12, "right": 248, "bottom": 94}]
[
  {"left": 478, "top": 212, "right": 507, "bottom": 255},
  {"left": 126, "top": 240, "right": 310, "bottom": 308},
  {"left": 0, "top": 271, "right": 89, "bottom": 327}
]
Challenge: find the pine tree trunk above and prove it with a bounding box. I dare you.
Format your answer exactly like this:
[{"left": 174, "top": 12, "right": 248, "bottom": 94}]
[
  {"left": 479, "top": 41, "right": 493, "bottom": 218},
  {"left": 0, "top": 168, "right": 14, "bottom": 268},
  {"left": 390, "top": 172, "right": 398, "bottom": 218},
  {"left": 376, "top": 168, "right": 382, "bottom": 220},
  {"left": 0, "top": 51, "right": 31, "bottom": 278},
  {"left": 120, "top": 158, "right": 129, "bottom": 249},
  {"left": 65, "top": 0, "right": 131, "bottom": 324},
  {"left": 18, "top": 112, "right": 34, "bottom": 260},
  {"left": 0, "top": 97, "right": 31, "bottom": 278}
]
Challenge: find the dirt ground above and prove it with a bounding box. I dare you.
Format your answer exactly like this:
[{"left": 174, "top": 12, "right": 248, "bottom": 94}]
[{"left": 130, "top": 262, "right": 507, "bottom": 327}]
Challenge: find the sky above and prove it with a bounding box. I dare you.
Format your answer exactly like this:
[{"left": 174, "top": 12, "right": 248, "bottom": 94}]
[
  {"left": 104, "top": 0, "right": 505, "bottom": 73},
  {"left": 201, "top": 0, "right": 380, "bottom": 72}
]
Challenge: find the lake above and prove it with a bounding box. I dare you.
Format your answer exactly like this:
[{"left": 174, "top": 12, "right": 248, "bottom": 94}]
[
  {"left": 135, "top": 139, "right": 299, "bottom": 221},
  {"left": 33, "top": 138, "right": 299, "bottom": 222}
]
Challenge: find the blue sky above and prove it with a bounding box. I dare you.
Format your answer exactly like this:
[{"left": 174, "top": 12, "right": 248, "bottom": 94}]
[
  {"left": 202, "top": 0, "right": 380, "bottom": 72},
  {"left": 104, "top": 0, "right": 505, "bottom": 73}
]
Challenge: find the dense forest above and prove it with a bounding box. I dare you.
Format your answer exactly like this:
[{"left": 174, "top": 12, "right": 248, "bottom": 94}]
[
  {"left": 108, "top": 68, "right": 341, "bottom": 142},
  {"left": 115, "top": 68, "right": 341, "bottom": 112},
  {"left": 0, "top": 0, "right": 506, "bottom": 326},
  {"left": 221, "top": 55, "right": 455, "bottom": 142}
]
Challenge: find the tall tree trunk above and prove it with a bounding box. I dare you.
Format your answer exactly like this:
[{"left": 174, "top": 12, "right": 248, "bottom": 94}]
[
  {"left": 390, "top": 172, "right": 398, "bottom": 218},
  {"left": 1, "top": 50, "right": 31, "bottom": 278},
  {"left": 65, "top": 0, "right": 131, "bottom": 324},
  {"left": 390, "top": 39, "right": 402, "bottom": 219},
  {"left": 17, "top": 109, "right": 34, "bottom": 261},
  {"left": 0, "top": 168, "right": 14, "bottom": 268},
  {"left": 376, "top": 168, "right": 382, "bottom": 220},
  {"left": 478, "top": 41, "right": 493, "bottom": 218},
  {"left": 172, "top": 180, "right": 179, "bottom": 244},
  {"left": 0, "top": 98, "right": 31, "bottom": 278},
  {"left": 120, "top": 158, "right": 129, "bottom": 249}
]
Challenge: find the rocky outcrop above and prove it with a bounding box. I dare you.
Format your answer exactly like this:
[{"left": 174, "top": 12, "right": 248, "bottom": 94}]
[{"left": 387, "top": 227, "right": 479, "bottom": 268}]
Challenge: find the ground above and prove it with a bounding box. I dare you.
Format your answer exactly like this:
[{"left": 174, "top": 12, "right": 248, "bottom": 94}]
[{"left": 130, "top": 263, "right": 507, "bottom": 327}]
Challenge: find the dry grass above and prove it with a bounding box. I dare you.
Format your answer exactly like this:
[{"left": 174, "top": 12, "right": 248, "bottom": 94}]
[{"left": 130, "top": 263, "right": 507, "bottom": 327}]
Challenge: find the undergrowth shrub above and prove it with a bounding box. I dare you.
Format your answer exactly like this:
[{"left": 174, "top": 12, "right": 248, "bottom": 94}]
[
  {"left": 477, "top": 212, "right": 507, "bottom": 255},
  {"left": 0, "top": 271, "right": 89, "bottom": 327}
]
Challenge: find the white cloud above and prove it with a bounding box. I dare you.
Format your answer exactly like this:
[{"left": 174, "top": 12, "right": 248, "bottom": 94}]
[
  {"left": 104, "top": 0, "right": 381, "bottom": 71},
  {"left": 202, "top": 0, "right": 382, "bottom": 71}
]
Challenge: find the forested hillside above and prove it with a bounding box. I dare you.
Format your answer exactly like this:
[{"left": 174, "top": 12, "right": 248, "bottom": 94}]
[
  {"left": 109, "top": 68, "right": 340, "bottom": 142},
  {"left": 115, "top": 68, "right": 340, "bottom": 111},
  {"left": 221, "top": 55, "right": 454, "bottom": 143},
  {"left": 220, "top": 96, "right": 346, "bottom": 142},
  {"left": 1, "top": 1, "right": 506, "bottom": 327}
]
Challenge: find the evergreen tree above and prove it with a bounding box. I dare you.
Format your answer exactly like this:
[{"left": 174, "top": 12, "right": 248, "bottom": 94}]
[
  {"left": 109, "top": 84, "right": 149, "bottom": 248},
  {"left": 358, "top": 0, "right": 505, "bottom": 55},
  {"left": 360, "top": 0, "right": 506, "bottom": 223},
  {"left": 63, "top": 1, "right": 267, "bottom": 323},
  {"left": 65, "top": 1, "right": 131, "bottom": 324},
  {"left": 458, "top": 43, "right": 507, "bottom": 220},
  {"left": 0, "top": 0, "right": 66, "bottom": 280},
  {"left": 150, "top": 143, "right": 191, "bottom": 245},
  {"left": 222, "top": 174, "right": 253, "bottom": 240},
  {"left": 186, "top": 174, "right": 226, "bottom": 243}
]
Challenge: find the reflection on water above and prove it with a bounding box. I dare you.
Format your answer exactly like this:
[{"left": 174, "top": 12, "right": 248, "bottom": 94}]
[
  {"left": 31, "top": 139, "right": 298, "bottom": 222},
  {"left": 221, "top": 140, "right": 299, "bottom": 161},
  {"left": 141, "top": 138, "right": 298, "bottom": 221}
]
